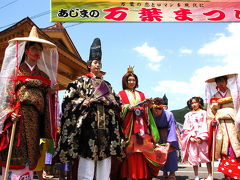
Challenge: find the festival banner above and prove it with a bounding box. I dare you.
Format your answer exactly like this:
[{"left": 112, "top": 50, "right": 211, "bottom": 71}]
[{"left": 51, "top": 0, "right": 240, "bottom": 22}]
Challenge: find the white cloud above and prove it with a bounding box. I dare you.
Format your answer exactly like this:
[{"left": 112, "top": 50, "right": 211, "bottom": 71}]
[
  {"left": 134, "top": 42, "right": 164, "bottom": 63},
  {"left": 134, "top": 42, "right": 164, "bottom": 71},
  {"left": 179, "top": 48, "right": 192, "bottom": 55},
  {"left": 151, "top": 68, "right": 207, "bottom": 96},
  {"left": 152, "top": 23, "right": 240, "bottom": 100},
  {"left": 148, "top": 63, "right": 160, "bottom": 71},
  {"left": 199, "top": 23, "right": 240, "bottom": 59},
  {"left": 152, "top": 80, "right": 194, "bottom": 95},
  {"left": 198, "top": 23, "right": 240, "bottom": 71}
]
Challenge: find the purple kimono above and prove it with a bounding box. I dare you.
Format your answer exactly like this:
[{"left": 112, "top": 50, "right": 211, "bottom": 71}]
[{"left": 154, "top": 109, "right": 179, "bottom": 172}]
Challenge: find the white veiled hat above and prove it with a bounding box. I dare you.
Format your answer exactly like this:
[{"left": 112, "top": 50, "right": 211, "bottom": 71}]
[
  {"left": 205, "top": 72, "right": 238, "bottom": 83},
  {"left": 0, "top": 26, "right": 59, "bottom": 134},
  {"left": 8, "top": 26, "right": 56, "bottom": 47},
  {"left": 205, "top": 70, "right": 239, "bottom": 115}
]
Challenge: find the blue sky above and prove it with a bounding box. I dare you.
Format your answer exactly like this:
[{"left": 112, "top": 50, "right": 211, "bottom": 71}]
[{"left": 1, "top": 0, "right": 240, "bottom": 110}]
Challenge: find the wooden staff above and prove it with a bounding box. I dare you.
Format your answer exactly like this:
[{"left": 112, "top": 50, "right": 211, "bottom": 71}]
[
  {"left": 4, "top": 101, "right": 20, "bottom": 180},
  {"left": 211, "top": 126, "right": 216, "bottom": 180},
  {"left": 3, "top": 121, "right": 17, "bottom": 180}
]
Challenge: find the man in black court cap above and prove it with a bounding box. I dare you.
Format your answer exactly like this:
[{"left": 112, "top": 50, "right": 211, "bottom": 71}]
[{"left": 56, "top": 38, "right": 124, "bottom": 180}]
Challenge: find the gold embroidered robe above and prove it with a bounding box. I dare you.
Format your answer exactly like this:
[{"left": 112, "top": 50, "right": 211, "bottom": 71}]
[
  {"left": 0, "top": 63, "right": 51, "bottom": 169},
  {"left": 212, "top": 91, "right": 240, "bottom": 159}
]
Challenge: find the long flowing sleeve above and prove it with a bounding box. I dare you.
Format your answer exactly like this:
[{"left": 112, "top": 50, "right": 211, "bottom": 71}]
[
  {"left": 55, "top": 78, "right": 85, "bottom": 162},
  {"left": 181, "top": 113, "right": 192, "bottom": 162},
  {"left": 166, "top": 112, "right": 179, "bottom": 149}
]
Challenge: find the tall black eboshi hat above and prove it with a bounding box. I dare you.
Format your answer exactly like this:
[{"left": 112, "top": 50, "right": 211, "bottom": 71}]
[
  {"left": 88, "top": 38, "right": 102, "bottom": 62},
  {"left": 162, "top": 94, "right": 168, "bottom": 105}
]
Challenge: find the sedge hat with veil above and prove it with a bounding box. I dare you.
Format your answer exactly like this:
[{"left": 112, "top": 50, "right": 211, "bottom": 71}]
[
  {"left": 0, "top": 26, "right": 59, "bottom": 133},
  {"left": 205, "top": 71, "right": 240, "bottom": 115},
  {"left": 8, "top": 26, "right": 56, "bottom": 47}
]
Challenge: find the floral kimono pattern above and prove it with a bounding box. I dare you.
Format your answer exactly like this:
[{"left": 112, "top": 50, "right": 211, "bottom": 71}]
[
  {"left": 0, "top": 63, "right": 52, "bottom": 169},
  {"left": 56, "top": 74, "right": 124, "bottom": 162},
  {"left": 181, "top": 109, "right": 210, "bottom": 166}
]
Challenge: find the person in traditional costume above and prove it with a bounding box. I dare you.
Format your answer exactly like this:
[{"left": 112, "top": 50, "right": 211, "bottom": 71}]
[
  {"left": 118, "top": 66, "right": 164, "bottom": 180},
  {"left": 152, "top": 97, "right": 179, "bottom": 180},
  {"left": 181, "top": 97, "right": 212, "bottom": 180},
  {"left": 55, "top": 38, "right": 124, "bottom": 180},
  {"left": 0, "top": 26, "right": 59, "bottom": 179},
  {"left": 205, "top": 72, "right": 240, "bottom": 180}
]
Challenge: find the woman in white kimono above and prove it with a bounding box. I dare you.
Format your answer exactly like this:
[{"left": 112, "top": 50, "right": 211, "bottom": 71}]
[{"left": 205, "top": 72, "right": 240, "bottom": 179}]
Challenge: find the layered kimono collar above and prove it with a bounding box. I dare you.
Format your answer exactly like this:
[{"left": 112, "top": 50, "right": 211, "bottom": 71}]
[{"left": 25, "top": 61, "right": 36, "bottom": 71}]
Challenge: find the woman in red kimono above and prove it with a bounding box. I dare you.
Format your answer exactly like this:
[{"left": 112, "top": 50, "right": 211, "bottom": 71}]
[{"left": 118, "top": 66, "right": 162, "bottom": 179}]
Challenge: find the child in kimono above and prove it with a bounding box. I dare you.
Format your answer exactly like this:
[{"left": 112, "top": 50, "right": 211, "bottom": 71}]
[{"left": 181, "top": 97, "right": 212, "bottom": 180}]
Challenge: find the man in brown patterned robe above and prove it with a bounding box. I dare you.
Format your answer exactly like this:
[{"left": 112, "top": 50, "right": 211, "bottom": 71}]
[
  {"left": 0, "top": 26, "right": 58, "bottom": 179},
  {"left": 0, "top": 60, "right": 52, "bottom": 169}
]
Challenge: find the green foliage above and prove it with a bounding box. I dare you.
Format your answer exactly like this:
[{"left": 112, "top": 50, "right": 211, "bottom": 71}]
[{"left": 171, "top": 106, "right": 189, "bottom": 124}]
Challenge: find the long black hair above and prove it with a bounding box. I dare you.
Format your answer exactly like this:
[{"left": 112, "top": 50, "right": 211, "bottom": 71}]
[{"left": 187, "top": 96, "right": 204, "bottom": 110}]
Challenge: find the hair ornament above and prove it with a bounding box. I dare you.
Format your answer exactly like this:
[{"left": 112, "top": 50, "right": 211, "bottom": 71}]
[{"left": 127, "top": 65, "right": 134, "bottom": 73}]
